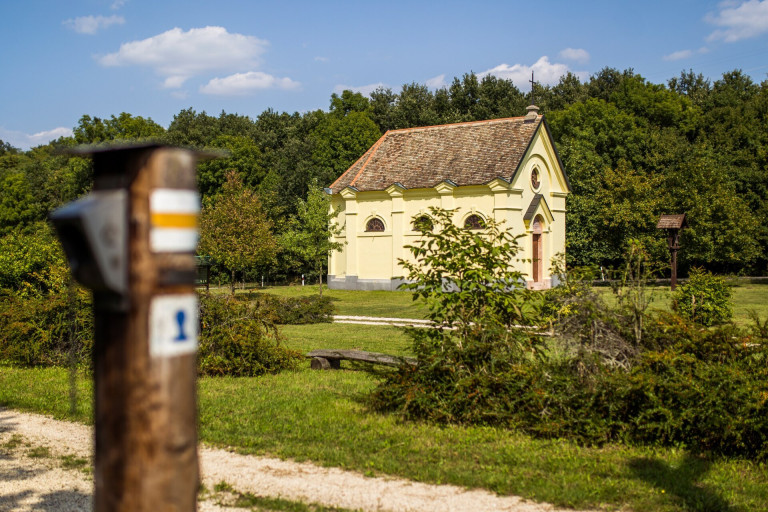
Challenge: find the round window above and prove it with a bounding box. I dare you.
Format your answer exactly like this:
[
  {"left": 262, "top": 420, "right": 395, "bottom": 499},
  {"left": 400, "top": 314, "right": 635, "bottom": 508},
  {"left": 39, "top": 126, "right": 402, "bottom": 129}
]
[{"left": 531, "top": 168, "right": 541, "bottom": 190}]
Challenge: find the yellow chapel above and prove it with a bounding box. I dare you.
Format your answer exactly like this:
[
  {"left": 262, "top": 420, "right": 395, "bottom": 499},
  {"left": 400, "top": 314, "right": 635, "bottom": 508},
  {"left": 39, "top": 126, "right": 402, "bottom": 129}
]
[{"left": 326, "top": 105, "right": 570, "bottom": 291}]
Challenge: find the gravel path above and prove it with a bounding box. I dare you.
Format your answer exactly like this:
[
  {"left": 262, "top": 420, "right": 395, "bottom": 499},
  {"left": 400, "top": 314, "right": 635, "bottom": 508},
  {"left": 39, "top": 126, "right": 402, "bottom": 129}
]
[{"left": 0, "top": 408, "right": 592, "bottom": 512}]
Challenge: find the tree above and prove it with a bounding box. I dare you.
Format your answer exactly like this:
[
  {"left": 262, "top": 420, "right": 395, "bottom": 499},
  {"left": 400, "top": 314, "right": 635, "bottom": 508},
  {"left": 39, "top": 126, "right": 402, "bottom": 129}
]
[
  {"left": 0, "top": 171, "right": 42, "bottom": 235},
  {"left": 0, "top": 139, "right": 20, "bottom": 155},
  {"left": 0, "top": 222, "right": 69, "bottom": 296},
  {"left": 73, "top": 113, "right": 165, "bottom": 144},
  {"left": 280, "top": 187, "right": 343, "bottom": 295},
  {"left": 310, "top": 110, "right": 381, "bottom": 186},
  {"left": 196, "top": 135, "right": 265, "bottom": 199},
  {"left": 329, "top": 90, "right": 371, "bottom": 118},
  {"left": 199, "top": 171, "right": 278, "bottom": 294}
]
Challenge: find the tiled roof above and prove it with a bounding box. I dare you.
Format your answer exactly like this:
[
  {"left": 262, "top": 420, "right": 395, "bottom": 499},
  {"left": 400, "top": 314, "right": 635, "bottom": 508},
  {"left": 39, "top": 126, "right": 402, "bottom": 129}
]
[
  {"left": 330, "top": 116, "right": 543, "bottom": 194},
  {"left": 657, "top": 214, "right": 688, "bottom": 229}
]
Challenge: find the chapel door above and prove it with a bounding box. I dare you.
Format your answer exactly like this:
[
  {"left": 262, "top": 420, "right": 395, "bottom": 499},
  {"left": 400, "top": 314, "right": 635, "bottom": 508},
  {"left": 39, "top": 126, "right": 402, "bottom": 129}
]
[{"left": 532, "top": 217, "right": 543, "bottom": 283}]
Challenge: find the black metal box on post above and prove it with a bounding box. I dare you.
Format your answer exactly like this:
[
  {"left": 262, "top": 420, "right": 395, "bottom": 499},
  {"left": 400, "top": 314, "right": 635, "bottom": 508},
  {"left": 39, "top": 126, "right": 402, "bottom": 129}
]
[
  {"left": 51, "top": 144, "right": 203, "bottom": 512},
  {"left": 657, "top": 213, "right": 688, "bottom": 291}
]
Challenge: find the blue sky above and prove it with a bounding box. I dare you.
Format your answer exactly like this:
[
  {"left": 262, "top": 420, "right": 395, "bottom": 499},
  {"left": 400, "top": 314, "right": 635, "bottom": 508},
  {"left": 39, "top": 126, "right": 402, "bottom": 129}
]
[{"left": 1, "top": 0, "right": 767, "bottom": 149}]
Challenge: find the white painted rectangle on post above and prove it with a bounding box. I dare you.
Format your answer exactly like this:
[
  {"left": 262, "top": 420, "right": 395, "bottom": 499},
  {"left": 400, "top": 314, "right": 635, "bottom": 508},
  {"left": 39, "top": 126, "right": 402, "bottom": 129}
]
[
  {"left": 149, "top": 189, "right": 200, "bottom": 253},
  {"left": 149, "top": 294, "right": 199, "bottom": 358}
]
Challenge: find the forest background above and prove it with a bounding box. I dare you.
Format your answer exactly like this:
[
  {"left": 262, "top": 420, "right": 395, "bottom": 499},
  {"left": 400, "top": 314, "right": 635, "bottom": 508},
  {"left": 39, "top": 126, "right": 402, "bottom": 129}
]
[{"left": 1, "top": 67, "right": 767, "bottom": 285}]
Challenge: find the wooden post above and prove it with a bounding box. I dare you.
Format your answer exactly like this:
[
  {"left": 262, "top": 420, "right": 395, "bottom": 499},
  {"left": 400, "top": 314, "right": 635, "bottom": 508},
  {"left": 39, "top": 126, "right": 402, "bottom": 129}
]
[
  {"left": 670, "top": 231, "right": 679, "bottom": 291},
  {"left": 88, "top": 145, "right": 200, "bottom": 512},
  {"left": 657, "top": 214, "right": 687, "bottom": 292}
]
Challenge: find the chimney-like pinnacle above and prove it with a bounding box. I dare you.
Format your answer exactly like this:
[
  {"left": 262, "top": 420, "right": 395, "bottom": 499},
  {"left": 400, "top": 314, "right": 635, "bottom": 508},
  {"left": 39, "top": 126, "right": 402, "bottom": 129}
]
[{"left": 524, "top": 104, "right": 539, "bottom": 122}]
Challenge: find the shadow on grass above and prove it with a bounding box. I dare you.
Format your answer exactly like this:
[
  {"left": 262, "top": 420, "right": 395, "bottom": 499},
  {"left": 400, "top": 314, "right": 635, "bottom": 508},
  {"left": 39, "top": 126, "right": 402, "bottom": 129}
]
[{"left": 629, "top": 454, "right": 737, "bottom": 512}]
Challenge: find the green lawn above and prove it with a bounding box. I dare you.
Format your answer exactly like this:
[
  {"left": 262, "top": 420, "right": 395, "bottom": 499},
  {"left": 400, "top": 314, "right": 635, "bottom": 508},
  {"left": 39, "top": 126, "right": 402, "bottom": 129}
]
[
  {"left": 593, "top": 280, "right": 768, "bottom": 326},
  {"left": 213, "top": 279, "right": 768, "bottom": 325},
  {"left": 1, "top": 364, "right": 767, "bottom": 512},
  {"left": 208, "top": 283, "right": 429, "bottom": 319},
  {"left": 281, "top": 323, "right": 411, "bottom": 358},
  {"left": 3, "top": 282, "right": 768, "bottom": 511}
]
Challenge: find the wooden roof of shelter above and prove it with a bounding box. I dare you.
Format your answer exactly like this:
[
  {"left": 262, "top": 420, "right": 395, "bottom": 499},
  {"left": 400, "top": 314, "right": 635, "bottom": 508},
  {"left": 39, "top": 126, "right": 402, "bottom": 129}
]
[
  {"left": 657, "top": 214, "right": 688, "bottom": 229},
  {"left": 329, "top": 115, "right": 567, "bottom": 194}
]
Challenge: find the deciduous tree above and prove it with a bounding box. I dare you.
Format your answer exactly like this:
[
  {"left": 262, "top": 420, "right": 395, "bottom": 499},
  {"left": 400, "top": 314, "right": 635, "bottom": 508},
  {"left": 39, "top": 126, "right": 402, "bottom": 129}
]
[
  {"left": 199, "top": 171, "right": 278, "bottom": 294},
  {"left": 280, "top": 187, "right": 343, "bottom": 295}
]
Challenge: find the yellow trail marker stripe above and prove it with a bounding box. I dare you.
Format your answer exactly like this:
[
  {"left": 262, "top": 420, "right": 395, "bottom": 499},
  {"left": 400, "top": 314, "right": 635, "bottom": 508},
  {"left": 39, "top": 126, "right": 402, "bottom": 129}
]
[{"left": 151, "top": 213, "right": 198, "bottom": 229}]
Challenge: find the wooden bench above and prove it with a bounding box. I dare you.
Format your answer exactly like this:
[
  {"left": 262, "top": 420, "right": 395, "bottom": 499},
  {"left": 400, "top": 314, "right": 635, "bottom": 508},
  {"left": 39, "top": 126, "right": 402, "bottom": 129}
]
[{"left": 306, "top": 349, "right": 417, "bottom": 370}]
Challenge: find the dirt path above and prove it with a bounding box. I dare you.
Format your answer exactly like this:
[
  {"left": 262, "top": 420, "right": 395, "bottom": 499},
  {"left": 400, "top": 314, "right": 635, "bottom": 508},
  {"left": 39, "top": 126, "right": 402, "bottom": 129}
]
[{"left": 0, "top": 408, "right": 591, "bottom": 512}]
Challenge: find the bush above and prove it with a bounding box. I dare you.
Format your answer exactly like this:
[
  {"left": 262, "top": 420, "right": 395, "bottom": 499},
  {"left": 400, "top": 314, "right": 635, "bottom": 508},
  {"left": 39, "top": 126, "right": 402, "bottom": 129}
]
[
  {"left": 370, "top": 228, "right": 768, "bottom": 461},
  {"left": 0, "top": 223, "right": 69, "bottom": 297},
  {"left": 602, "top": 319, "right": 768, "bottom": 460},
  {"left": 0, "top": 288, "right": 305, "bottom": 377},
  {"left": 0, "top": 287, "right": 93, "bottom": 367},
  {"left": 673, "top": 267, "right": 732, "bottom": 326},
  {"left": 368, "top": 208, "right": 544, "bottom": 425},
  {"left": 248, "top": 292, "right": 334, "bottom": 324},
  {"left": 198, "top": 294, "right": 302, "bottom": 376}
]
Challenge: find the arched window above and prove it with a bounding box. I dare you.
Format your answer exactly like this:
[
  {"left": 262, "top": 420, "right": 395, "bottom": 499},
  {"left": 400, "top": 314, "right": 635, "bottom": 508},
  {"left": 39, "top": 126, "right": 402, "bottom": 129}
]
[
  {"left": 365, "top": 217, "right": 385, "bottom": 232},
  {"left": 412, "top": 215, "right": 433, "bottom": 232},
  {"left": 464, "top": 214, "right": 485, "bottom": 230}
]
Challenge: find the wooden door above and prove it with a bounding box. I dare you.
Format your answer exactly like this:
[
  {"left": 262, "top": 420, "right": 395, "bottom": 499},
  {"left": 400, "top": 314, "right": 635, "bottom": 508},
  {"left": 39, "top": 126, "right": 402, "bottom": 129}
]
[{"left": 532, "top": 217, "right": 543, "bottom": 283}]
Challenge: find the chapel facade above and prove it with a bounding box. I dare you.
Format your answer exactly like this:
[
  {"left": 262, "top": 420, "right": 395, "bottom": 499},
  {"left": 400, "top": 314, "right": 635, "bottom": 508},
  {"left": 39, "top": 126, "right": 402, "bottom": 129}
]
[{"left": 326, "top": 106, "right": 570, "bottom": 291}]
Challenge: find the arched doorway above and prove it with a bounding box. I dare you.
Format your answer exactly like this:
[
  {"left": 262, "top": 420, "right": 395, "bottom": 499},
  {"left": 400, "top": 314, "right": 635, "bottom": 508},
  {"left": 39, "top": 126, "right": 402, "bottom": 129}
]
[{"left": 532, "top": 216, "right": 543, "bottom": 283}]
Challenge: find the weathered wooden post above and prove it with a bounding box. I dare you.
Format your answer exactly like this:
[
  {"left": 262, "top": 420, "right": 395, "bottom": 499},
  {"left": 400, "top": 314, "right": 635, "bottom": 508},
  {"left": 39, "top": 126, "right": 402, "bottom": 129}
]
[
  {"left": 657, "top": 214, "right": 688, "bottom": 291},
  {"left": 51, "top": 144, "right": 202, "bottom": 512}
]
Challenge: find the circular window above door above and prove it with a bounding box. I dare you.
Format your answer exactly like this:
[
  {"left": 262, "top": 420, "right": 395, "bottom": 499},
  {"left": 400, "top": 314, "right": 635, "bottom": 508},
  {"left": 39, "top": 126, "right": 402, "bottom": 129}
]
[{"left": 531, "top": 168, "right": 541, "bottom": 190}]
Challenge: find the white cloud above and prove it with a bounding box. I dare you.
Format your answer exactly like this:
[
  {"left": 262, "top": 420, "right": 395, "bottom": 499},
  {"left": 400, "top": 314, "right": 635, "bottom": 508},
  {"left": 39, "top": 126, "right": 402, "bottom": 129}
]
[
  {"left": 314, "top": 56, "right": 329, "bottom": 62},
  {"left": 663, "top": 47, "right": 711, "bottom": 61},
  {"left": 479, "top": 56, "right": 581, "bottom": 90},
  {"left": 425, "top": 74, "right": 447, "bottom": 89},
  {"left": 0, "top": 126, "right": 73, "bottom": 151},
  {"left": 200, "top": 72, "right": 300, "bottom": 95},
  {"left": 99, "top": 26, "right": 269, "bottom": 88},
  {"left": 63, "top": 15, "right": 125, "bottom": 35},
  {"left": 558, "top": 48, "right": 590, "bottom": 63},
  {"left": 706, "top": 0, "right": 768, "bottom": 42},
  {"left": 663, "top": 49, "right": 694, "bottom": 61},
  {"left": 333, "top": 82, "right": 387, "bottom": 96},
  {"left": 111, "top": 0, "right": 128, "bottom": 9}
]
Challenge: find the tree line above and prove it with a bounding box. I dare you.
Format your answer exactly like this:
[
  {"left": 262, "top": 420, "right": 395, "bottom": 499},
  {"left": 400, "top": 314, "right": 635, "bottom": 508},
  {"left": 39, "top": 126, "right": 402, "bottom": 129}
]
[{"left": 1, "top": 67, "right": 767, "bottom": 283}]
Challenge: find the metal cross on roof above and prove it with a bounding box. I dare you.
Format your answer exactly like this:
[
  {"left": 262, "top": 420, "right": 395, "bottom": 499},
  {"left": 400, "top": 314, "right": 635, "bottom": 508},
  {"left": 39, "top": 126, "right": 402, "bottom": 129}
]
[{"left": 529, "top": 71, "right": 538, "bottom": 105}]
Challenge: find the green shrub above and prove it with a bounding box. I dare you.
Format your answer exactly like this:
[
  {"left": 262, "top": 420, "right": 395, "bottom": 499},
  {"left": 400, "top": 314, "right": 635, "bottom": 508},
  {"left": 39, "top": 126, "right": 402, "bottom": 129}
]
[
  {"left": 248, "top": 292, "right": 334, "bottom": 324},
  {"left": 368, "top": 208, "right": 544, "bottom": 425},
  {"left": 198, "top": 294, "right": 302, "bottom": 376},
  {"left": 0, "top": 287, "right": 93, "bottom": 367},
  {"left": 0, "top": 289, "right": 305, "bottom": 377},
  {"left": 673, "top": 268, "right": 732, "bottom": 326},
  {"left": 370, "top": 225, "right": 768, "bottom": 461},
  {"left": 601, "top": 320, "right": 768, "bottom": 460},
  {"left": 0, "top": 223, "right": 69, "bottom": 297}
]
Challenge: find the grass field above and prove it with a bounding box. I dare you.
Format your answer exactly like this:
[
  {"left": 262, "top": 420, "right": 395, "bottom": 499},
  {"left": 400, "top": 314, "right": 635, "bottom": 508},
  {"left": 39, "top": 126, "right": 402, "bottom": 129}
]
[
  {"left": 3, "top": 282, "right": 768, "bottom": 511},
  {"left": 216, "top": 279, "right": 768, "bottom": 325},
  {"left": 2, "top": 364, "right": 767, "bottom": 512}
]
